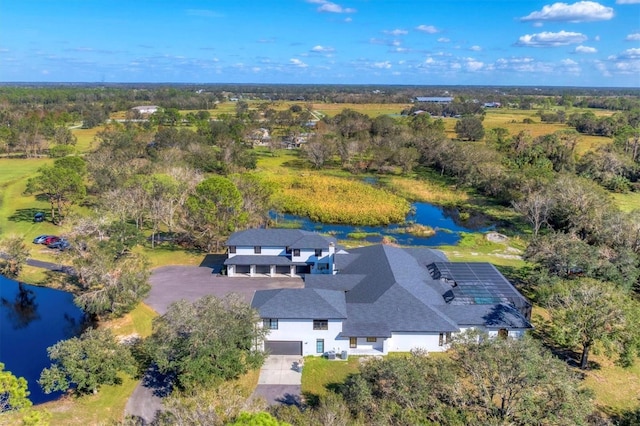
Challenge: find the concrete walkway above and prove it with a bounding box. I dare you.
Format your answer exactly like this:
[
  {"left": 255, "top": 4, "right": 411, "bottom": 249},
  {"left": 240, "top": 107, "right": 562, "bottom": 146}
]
[{"left": 252, "top": 356, "right": 303, "bottom": 406}]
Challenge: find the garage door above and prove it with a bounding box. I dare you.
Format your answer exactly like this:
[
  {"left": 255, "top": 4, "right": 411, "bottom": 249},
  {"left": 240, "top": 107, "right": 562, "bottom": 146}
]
[{"left": 265, "top": 340, "right": 302, "bottom": 355}]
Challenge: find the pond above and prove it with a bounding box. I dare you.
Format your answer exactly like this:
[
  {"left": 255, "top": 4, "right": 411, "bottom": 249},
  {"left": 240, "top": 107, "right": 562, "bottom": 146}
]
[
  {"left": 0, "top": 276, "right": 86, "bottom": 405},
  {"left": 272, "top": 202, "right": 493, "bottom": 246}
]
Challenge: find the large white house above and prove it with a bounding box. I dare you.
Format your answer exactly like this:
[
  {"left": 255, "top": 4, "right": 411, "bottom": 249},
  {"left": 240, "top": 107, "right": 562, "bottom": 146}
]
[
  {"left": 224, "top": 229, "right": 338, "bottom": 277},
  {"left": 223, "top": 230, "right": 533, "bottom": 357}
]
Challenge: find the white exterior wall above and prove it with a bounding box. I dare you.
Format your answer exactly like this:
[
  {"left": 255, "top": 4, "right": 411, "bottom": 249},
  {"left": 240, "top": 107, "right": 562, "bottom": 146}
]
[
  {"left": 262, "top": 319, "right": 348, "bottom": 356},
  {"left": 229, "top": 245, "right": 285, "bottom": 258},
  {"left": 351, "top": 337, "right": 384, "bottom": 352},
  {"left": 486, "top": 328, "right": 527, "bottom": 339},
  {"left": 386, "top": 332, "right": 447, "bottom": 353}
]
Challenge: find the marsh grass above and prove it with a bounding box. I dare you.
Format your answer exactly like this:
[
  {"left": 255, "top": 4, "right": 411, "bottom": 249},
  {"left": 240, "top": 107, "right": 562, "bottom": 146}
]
[{"left": 267, "top": 172, "right": 410, "bottom": 226}]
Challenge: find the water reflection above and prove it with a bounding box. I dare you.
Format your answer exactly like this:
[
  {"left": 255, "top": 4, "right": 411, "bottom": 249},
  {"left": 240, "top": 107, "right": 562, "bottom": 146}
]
[
  {"left": 1, "top": 282, "right": 40, "bottom": 329},
  {"left": 272, "top": 202, "right": 493, "bottom": 246},
  {"left": 0, "top": 276, "right": 86, "bottom": 405}
]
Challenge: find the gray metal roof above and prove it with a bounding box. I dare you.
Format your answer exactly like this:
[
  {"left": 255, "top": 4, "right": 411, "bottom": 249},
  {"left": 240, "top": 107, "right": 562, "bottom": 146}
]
[
  {"left": 251, "top": 288, "right": 347, "bottom": 319},
  {"left": 226, "top": 229, "right": 336, "bottom": 249}
]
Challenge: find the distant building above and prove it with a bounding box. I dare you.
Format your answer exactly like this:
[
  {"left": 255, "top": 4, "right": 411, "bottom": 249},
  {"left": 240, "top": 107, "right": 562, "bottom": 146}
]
[
  {"left": 483, "top": 102, "right": 501, "bottom": 108},
  {"left": 131, "top": 105, "right": 159, "bottom": 115},
  {"left": 415, "top": 97, "right": 454, "bottom": 104}
]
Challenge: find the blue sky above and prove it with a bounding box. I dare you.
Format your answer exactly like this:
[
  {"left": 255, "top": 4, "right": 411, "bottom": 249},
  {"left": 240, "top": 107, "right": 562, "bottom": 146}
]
[{"left": 1, "top": 0, "right": 639, "bottom": 86}]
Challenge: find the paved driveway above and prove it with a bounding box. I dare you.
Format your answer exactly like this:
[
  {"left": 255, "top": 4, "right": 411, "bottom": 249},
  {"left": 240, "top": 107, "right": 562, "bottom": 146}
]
[
  {"left": 145, "top": 265, "right": 304, "bottom": 314},
  {"left": 126, "top": 265, "right": 305, "bottom": 422},
  {"left": 252, "top": 356, "right": 303, "bottom": 406}
]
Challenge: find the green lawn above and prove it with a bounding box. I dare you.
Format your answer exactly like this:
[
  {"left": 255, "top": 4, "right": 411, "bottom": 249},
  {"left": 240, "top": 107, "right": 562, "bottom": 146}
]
[
  {"left": 301, "top": 356, "right": 361, "bottom": 399},
  {"left": 612, "top": 191, "right": 640, "bottom": 213}
]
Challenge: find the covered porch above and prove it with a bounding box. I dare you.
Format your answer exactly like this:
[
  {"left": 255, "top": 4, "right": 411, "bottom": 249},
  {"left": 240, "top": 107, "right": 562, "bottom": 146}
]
[{"left": 225, "top": 255, "right": 311, "bottom": 277}]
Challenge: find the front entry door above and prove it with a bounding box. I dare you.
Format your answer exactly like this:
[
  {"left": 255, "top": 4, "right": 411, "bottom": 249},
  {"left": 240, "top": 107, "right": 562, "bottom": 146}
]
[{"left": 349, "top": 337, "right": 357, "bottom": 348}]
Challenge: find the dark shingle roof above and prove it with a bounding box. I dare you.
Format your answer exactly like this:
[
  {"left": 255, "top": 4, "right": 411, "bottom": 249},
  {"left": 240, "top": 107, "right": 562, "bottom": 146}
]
[
  {"left": 305, "top": 274, "right": 366, "bottom": 292},
  {"left": 251, "top": 288, "right": 347, "bottom": 319},
  {"left": 242, "top": 229, "right": 531, "bottom": 336},
  {"left": 226, "top": 229, "right": 336, "bottom": 249}
]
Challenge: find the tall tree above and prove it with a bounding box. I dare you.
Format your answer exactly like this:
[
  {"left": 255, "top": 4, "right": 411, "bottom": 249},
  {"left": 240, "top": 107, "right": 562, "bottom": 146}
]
[
  {"left": 0, "top": 362, "right": 31, "bottom": 413},
  {"left": 39, "top": 328, "right": 135, "bottom": 395},
  {"left": 450, "top": 333, "right": 593, "bottom": 424},
  {"left": 25, "top": 157, "right": 86, "bottom": 224},
  {"left": 144, "top": 294, "right": 268, "bottom": 391},
  {"left": 0, "top": 235, "right": 30, "bottom": 278},
  {"left": 545, "top": 278, "right": 629, "bottom": 369},
  {"left": 184, "top": 176, "right": 247, "bottom": 252},
  {"left": 455, "top": 115, "right": 485, "bottom": 141}
]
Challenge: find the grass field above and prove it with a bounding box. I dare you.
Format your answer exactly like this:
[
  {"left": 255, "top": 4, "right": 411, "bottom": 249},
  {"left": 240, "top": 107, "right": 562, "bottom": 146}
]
[{"left": 612, "top": 192, "right": 640, "bottom": 213}]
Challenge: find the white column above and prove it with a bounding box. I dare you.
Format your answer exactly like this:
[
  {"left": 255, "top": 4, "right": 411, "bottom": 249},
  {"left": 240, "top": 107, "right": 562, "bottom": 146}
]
[
  {"left": 290, "top": 265, "right": 296, "bottom": 276},
  {"left": 250, "top": 265, "right": 256, "bottom": 277},
  {"left": 228, "top": 265, "right": 235, "bottom": 277},
  {"left": 270, "top": 265, "right": 276, "bottom": 277}
]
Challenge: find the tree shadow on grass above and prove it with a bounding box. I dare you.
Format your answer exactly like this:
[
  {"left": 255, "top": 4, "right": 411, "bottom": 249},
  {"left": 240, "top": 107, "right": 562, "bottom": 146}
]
[
  {"left": 8, "top": 207, "right": 48, "bottom": 223},
  {"left": 530, "top": 313, "right": 600, "bottom": 372}
]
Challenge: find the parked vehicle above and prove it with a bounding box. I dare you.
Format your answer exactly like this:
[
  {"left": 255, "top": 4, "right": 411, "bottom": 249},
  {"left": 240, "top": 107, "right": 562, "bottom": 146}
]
[
  {"left": 43, "top": 236, "right": 60, "bottom": 245},
  {"left": 47, "top": 240, "right": 70, "bottom": 250},
  {"left": 33, "top": 235, "right": 52, "bottom": 244},
  {"left": 33, "top": 212, "right": 44, "bottom": 223}
]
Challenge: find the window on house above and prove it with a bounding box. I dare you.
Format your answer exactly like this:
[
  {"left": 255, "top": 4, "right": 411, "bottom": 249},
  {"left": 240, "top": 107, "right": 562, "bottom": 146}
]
[
  {"left": 349, "top": 337, "right": 357, "bottom": 348},
  {"left": 263, "top": 319, "right": 278, "bottom": 330},
  {"left": 439, "top": 332, "right": 452, "bottom": 346},
  {"left": 285, "top": 246, "right": 291, "bottom": 254},
  {"left": 366, "top": 337, "right": 376, "bottom": 342},
  {"left": 313, "top": 320, "right": 328, "bottom": 330},
  {"left": 293, "top": 249, "right": 300, "bottom": 256},
  {"left": 228, "top": 246, "right": 236, "bottom": 254},
  {"left": 315, "top": 249, "right": 322, "bottom": 257},
  {"left": 316, "top": 339, "right": 324, "bottom": 354},
  {"left": 254, "top": 246, "right": 261, "bottom": 254},
  {"left": 498, "top": 328, "right": 508, "bottom": 339}
]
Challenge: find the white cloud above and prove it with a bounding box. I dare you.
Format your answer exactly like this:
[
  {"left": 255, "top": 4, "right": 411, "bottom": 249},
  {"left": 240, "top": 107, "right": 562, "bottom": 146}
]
[
  {"left": 384, "top": 29, "right": 408, "bottom": 36},
  {"left": 516, "top": 30, "right": 587, "bottom": 47},
  {"left": 616, "top": 0, "right": 640, "bottom": 3},
  {"left": 311, "top": 45, "right": 335, "bottom": 53},
  {"left": 437, "top": 37, "right": 450, "bottom": 43},
  {"left": 416, "top": 25, "right": 439, "bottom": 34},
  {"left": 469, "top": 45, "right": 482, "bottom": 51},
  {"left": 560, "top": 58, "right": 581, "bottom": 74},
  {"left": 308, "top": 0, "right": 356, "bottom": 13},
  {"left": 289, "top": 58, "right": 308, "bottom": 68},
  {"left": 372, "top": 61, "right": 392, "bottom": 69},
  {"left": 463, "top": 57, "right": 484, "bottom": 71},
  {"left": 619, "top": 48, "right": 640, "bottom": 58},
  {"left": 575, "top": 45, "right": 597, "bottom": 53},
  {"left": 625, "top": 33, "right": 640, "bottom": 41},
  {"left": 520, "top": 1, "right": 614, "bottom": 23},
  {"left": 493, "top": 57, "right": 554, "bottom": 73}
]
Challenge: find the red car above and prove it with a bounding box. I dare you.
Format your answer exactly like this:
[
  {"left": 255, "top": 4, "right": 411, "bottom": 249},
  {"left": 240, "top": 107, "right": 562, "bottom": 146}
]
[{"left": 43, "top": 236, "right": 60, "bottom": 245}]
